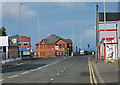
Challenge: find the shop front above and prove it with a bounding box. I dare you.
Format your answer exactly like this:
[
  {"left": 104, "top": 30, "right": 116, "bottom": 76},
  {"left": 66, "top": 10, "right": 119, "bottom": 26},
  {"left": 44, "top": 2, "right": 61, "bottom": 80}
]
[{"left": 99, "top": 37, "right": 117, "bottom": 61}]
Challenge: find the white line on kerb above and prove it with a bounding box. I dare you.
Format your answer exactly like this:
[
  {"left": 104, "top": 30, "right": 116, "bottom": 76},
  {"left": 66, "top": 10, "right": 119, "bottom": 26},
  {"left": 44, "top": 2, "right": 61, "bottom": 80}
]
[
  {"left": 30, "top": 69, "right": 37, "bottom": 72},
  {"left": 8, "top": 75, "right": 18, "bottom": 79},
  {"left": 21, "top": 71, "right": 29, "bottom": 75},
  {"left": 37, "top": 67, "right": 41, "bottom": 70}
]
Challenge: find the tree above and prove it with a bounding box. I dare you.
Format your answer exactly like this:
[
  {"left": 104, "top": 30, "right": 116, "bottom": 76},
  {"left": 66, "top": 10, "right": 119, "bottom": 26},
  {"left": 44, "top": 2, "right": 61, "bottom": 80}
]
[{"left": 0, "top": 27, "right": 7, "bottom": 36}]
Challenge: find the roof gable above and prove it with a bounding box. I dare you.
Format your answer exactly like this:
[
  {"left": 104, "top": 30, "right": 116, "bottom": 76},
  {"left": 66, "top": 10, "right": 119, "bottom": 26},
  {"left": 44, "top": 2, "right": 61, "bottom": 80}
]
[{"left": 36, "top": 34, "right": 72, "bottom": 45}]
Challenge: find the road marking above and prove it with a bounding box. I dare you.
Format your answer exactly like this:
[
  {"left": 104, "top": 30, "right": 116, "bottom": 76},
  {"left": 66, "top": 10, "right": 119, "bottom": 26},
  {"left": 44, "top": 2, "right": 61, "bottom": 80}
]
[
  {"left": 17, "top": 61, "right": 30, "bottom": 66},
  {"left": 90, "top": 63, "right": 97, "bottom": 84},
  {"left": 0, "top": 79, "right": 4, "bottom": 81},
  {"left": 21, "top": 71, "right": 29, "bottom": 75},
  {"left": 61, "top": 70, "right": 64, "bottom": 72},
  {"left": 88, "top": 57, "right": 97, "bottom": 85},
  {"left": 64, "top": 68, "right": 66, "bottom": 70},
  {"left": 57, "top": 73, "right": 60, "bottom": 76},
  {"left": 51, "top": 78, "right": 54, "bottom": 81},
  {"left": 89, "top": 63, "right": 93, "bottom": 85},
  {"left": 115, "top": 69, "right": 120, "bottom": 70},
  {"left": 8, "top": 75, "right": 18, "bottom": 79}
]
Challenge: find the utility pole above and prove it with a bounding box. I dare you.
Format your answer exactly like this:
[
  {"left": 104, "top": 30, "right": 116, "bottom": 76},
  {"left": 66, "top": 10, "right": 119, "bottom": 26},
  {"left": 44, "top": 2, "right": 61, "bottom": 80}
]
[
  {"left": 19, "top": 3, "right": 23, "bottom": 61},
  {"left": 80, "top": 35, "right": 82, "bottom": 50},
  {"left": 72, "top": 24, "right": 74, "bottom": 55},
  {"left": 38, "top": 16, "right": 40, "bottom": 57},
  {"left": 104, "top": 0, "right": 107, "bottom": 62},
  {"left": 95, "top": 4, "right": 98, "bottom": 63}
]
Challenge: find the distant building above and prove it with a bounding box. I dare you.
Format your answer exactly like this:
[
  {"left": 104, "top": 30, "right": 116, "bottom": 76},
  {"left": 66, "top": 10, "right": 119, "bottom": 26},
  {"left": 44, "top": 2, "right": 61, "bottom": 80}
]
[
  {"left": 0, "top": 35, "right": 19, "bottom": 61},
  {"left": 80, "top": 50, "right": 84, "bottom": 55},
  {"left": 35, "top": 34, "right": 73, "bottom": 57},
  {"left": 19, "top": 36, "right": 31, "bottom": 57},
  {"left": 98, "top": 12, "right": 120, "bottom": 60}
]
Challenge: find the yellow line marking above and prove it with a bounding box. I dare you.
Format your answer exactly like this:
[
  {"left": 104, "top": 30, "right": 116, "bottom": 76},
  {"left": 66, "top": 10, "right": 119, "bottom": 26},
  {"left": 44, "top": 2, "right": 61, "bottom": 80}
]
[
  {"left": 89, "top": 63, "right": 93, "bottom": 85},
  {"left": 88, "top": 58, "right": 93, "bottom": 85},
  {"left": 88, "top": 57, "right": 97, "bottom": 85},
  {"left": 90, "top": 63, "right": 97, "bottom": 85},
  {"left": 16, "top": 61, "right": 30, "bottom": 65}
]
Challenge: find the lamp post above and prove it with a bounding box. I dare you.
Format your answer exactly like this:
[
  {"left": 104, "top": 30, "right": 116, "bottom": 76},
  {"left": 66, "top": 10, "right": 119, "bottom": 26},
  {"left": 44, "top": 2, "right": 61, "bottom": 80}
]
[
  {"left": 104, "top": 0, "right": 107, "bottom": 62},
  {"left": 19, "top": 3, "right": 23, "bottom": 61}
]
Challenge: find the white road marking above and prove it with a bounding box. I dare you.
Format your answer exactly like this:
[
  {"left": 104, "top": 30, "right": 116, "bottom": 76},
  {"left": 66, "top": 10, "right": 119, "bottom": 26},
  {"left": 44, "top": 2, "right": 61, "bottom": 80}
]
[
  {"left": 115, "top": 69, "right": 120, "bottom": 70},
  {"left": 61, "top": 70, "right": 64, "bottom": 72},
  {"left": 21, "top": 71, "right": 29, "bottom": 75},
  {"left": 51, "top": 78, "right": 54, "bottom": 81},
  {"left": 8, "top": 75, "right": 18, "bottom": 79},
  {"left": 64, "top": 68, "right": 66, "bottom": 70},
  {"left": 57, "top": 73, "right": 60, "bottom": 76},
  {"left": 0, "top": 79, "right": 4, "bottom": 81}
]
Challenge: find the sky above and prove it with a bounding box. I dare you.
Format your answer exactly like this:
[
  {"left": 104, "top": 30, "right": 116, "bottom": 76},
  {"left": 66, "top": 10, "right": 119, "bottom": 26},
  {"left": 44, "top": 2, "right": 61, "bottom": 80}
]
[{"left": 1, "top": 2, "right": 119, "bottom": 51}]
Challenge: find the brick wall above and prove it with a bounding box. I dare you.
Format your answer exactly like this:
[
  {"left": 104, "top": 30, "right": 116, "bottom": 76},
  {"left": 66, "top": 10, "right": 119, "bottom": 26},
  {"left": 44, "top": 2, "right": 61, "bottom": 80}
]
[{"left": 36, "top": 39, "right": 72, "bottom": 57}]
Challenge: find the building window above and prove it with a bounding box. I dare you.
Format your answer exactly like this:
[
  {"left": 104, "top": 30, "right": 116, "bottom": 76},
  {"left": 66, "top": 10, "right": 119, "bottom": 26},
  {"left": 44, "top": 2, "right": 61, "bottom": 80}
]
[
  {"left": 60, "top": 40, "right": 62, "bottom": 42},
  {"left": 56, "top": 44, "right": 58, "bottom": 46},
  {"left": 19, "top": 42, "right": 22, "bottom": 46},
  {"left": 42, "top": 45, "right": 44, "bottom": 48},
  {"left": 59, "top": 44, "right": 62, "bottom": 48},
  {"left": 60, "top": 52, "right": 62, "bottom": 56},
  {"left": 23, "top": 42, "right": 29, "bottom": 46},
  {"left": 48, "top": 45, "right": 51, "bottom": 48},
  {"left": 56, "top": 52, "right": 59, "bottom": 56},
  {"left": 63, "top": 44, "right": 65, "bottom": 48}
]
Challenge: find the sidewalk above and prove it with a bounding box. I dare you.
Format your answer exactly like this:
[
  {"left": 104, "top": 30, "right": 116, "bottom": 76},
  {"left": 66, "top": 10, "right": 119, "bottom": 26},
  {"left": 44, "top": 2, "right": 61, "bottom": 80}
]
[
  {"left": 91, "top": 57, "right": 119, "bottom": 83},
  {"left": 0, "top": 57, "right": 32, "bottom": 69}
]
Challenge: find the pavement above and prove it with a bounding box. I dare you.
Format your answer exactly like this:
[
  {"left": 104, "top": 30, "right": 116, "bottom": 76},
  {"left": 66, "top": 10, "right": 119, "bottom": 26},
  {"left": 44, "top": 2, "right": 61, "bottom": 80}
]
[
  {"left": 1, "top": 56, "right": 92, "bottom": 84},
  {"left": 90, "top": 56, "right": 119, "bottom": 84}
]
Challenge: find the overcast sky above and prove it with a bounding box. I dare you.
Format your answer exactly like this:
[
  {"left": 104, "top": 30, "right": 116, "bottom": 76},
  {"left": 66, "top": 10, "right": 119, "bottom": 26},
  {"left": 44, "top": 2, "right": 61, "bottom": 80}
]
[{"left": 1, "top": 2, "right": 118, "bottom": 51}]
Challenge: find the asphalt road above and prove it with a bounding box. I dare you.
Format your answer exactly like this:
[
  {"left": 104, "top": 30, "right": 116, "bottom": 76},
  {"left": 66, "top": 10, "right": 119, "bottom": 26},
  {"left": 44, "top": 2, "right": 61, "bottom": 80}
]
[{"left": 1, "top": 56, "right": 91, "bottom": 83}]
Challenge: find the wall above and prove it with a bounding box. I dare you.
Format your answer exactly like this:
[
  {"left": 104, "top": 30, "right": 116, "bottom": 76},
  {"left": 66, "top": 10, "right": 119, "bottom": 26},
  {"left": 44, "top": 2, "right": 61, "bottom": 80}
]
[
  {"left": 99, "top": 22, "right": 117, "bottom": 41},
  {"left": 0, "top": 36, "right": 8, "bottom": 46}
]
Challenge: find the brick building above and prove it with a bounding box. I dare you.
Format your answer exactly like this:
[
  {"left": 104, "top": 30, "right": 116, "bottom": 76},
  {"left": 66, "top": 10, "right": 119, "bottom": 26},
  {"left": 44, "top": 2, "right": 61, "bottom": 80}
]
[
  {"left": 35, "top": 34, "right": 73, "bottom": 57},
  {"left": 19, "top": 36, "right": 31, "bottom": 57}
]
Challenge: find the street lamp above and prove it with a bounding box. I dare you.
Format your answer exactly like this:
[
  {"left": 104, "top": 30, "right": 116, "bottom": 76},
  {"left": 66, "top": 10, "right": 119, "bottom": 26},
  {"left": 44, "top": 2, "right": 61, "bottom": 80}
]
[{"left": 19, "top": 3, "right": 23, "bottom": 61}]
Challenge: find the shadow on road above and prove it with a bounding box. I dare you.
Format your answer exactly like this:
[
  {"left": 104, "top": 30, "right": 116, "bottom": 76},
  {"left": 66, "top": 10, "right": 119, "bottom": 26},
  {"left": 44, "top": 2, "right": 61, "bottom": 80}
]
[{"left": 2, "top": 63, "right": 46, "bottom": 73}]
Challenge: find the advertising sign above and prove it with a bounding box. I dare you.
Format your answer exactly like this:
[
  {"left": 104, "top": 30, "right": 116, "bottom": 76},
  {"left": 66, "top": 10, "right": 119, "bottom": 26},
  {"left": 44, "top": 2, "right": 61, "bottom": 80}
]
[
  {"left": 106, "top": 44, "right": 117, "bottom": 60},
  {"left": 8, "top": 35, "right": 19, "bottom": 46}
]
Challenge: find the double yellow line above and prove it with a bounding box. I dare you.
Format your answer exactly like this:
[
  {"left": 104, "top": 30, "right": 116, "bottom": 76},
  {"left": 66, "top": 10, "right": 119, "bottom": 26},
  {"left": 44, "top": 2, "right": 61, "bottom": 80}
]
[{"left": 88, "top": 57, "right": 97, "bottom": 85}]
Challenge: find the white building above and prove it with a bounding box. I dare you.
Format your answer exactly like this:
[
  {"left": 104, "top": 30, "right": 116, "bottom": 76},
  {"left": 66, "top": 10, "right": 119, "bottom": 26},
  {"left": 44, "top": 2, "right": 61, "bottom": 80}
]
[
  {"left": 98, "top": 12, "right": 120, "bottom": 60},
  {"left": 0, "top": 35, "right": 19, "bottom": 63}
]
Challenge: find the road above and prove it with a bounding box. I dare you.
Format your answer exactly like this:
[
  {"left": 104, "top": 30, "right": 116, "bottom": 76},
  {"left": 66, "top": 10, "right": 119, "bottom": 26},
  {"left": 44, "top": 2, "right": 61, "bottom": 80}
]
[{"left": 1, "top": 55, "right": 96, "bottom": 84}]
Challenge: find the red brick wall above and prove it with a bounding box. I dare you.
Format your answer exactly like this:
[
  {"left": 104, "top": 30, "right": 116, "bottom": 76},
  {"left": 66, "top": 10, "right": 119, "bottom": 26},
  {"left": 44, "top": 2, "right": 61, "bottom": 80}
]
[
  {"left": 36, "top": 39, "right": 72, "bottom": 57},
  {"left": 19, "top": 36, "right": 31, "bottom": 54}
]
